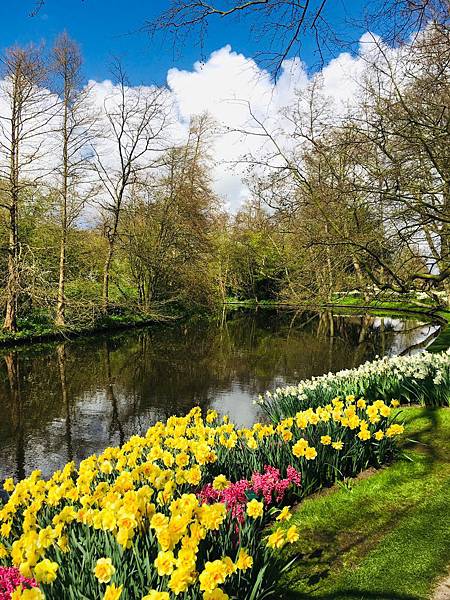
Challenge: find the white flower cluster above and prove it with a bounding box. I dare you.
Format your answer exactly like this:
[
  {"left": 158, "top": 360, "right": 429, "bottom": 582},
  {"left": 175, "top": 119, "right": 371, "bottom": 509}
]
[{"left": 257, "top": 348, "right": 450, "bottom": 406}]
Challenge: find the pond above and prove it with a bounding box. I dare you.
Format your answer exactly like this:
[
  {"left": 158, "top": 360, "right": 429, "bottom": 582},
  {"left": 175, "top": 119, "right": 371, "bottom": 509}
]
[{"left": 0, "top": 308, "right": 440, "bottom": 482}]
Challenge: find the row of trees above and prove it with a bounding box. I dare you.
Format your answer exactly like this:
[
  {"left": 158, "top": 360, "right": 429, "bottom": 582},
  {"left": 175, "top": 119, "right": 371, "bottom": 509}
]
[
  {"left": 235, "top": 22, "right": 450, "bottom": 307},
  {"left": 0, "top": 34, "right": 223, "bottom": 332},
  {"left": 1, "top": 19, "right": 449, "bottom": 335}
]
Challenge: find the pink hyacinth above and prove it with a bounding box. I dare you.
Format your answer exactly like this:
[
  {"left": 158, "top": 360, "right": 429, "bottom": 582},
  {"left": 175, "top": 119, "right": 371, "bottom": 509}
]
[
  {"left": 252, "top": 465, "right": 301, "bottom": 504},
  {"left": 198, "top": 479, "right": 251, "bottom": 521},
  {"left": 287, "top": 465, "right": 302, "bottom": 486},
  {"left": 0, "top": 567, "right": 38, "bottom": 600},
  {"left": 198, "top": 465, "right": 301, "bottom": 523}
]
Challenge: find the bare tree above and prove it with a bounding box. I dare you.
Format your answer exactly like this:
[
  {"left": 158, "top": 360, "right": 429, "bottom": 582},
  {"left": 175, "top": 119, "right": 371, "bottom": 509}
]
[
  {"left": 149, "top": 0, "right": 330, "bottom": 76},
  {"left": 123, "top": 114, "right": 220, "bottom": 311},
  {"left": 235, "top": 24, "right": 450, "bottom": 307},
  {"left": 93, "top": 62, "right": 171, "bottom": 312},
  {"left": 52, "top": 32, "right": 97, "bottom": 327},
  {"left": 367, "top": 0, "right": 449, "bottom": 46},
  {"left": 28, "top": 0, "right": 449, "bottom": 76},
  {"left": 0, "top": 45, "right": 56, "bottom": 332},
  {"left": 148, "top": 0, "right": 449, "bottom": 76},
  {"left": 347, "top": 25, "right": 450, "bottom": 303}
]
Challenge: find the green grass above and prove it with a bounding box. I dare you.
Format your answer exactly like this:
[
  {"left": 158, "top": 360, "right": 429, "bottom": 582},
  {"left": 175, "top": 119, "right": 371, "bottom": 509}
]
[
  {"left": 329, "top": 295, "right": 445, "bottom": 316},
  {"left": 2, "top": 294, "right": 450, "bottom": 349},
  {"left": 279, "top": 407, "right": 450, "bottom": 600},
  {"left": 428, "top": 324, "right": 450, "bottom": 353}
]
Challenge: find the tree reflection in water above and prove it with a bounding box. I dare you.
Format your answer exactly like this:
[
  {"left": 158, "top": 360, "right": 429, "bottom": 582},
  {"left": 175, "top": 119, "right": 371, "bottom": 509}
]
[{"left": 0, "top": 309, "right": 439, "bottom": 481}]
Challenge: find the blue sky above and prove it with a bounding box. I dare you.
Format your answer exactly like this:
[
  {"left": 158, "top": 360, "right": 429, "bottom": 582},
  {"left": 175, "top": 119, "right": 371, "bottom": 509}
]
[{"left": 1, "top": 0, "right": 369, "bottom": 85}]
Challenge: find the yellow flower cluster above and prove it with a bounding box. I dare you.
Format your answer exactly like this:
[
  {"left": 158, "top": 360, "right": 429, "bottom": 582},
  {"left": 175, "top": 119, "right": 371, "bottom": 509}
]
[
  {"left": 283, "top": 396, "right": 403, "bottom": 459},
  {"left": 246, "top": 499, "right": 264, "bottom": 519},
  {"left": 0, "top": 398, "right": 404, "bottom": 599},
  {"left": 0, "top": 408, "right": 287, "bottom": 598},
  {"left": 11, "top": 588, "right": 45, "bottom": 600},
  {"left": 267, "top": 524, "right": 299, "bottom": 549}
]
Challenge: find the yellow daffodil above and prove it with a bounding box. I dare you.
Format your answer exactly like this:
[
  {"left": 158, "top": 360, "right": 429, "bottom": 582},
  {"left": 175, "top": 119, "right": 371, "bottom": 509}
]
[
  {"left": 246, "top": 499, "right": 264, "bottom": 519},
  {"left": 203, "top": 589, "right": 230, "bottom": 600},
  {"left": 266, "top": 529, "right": 285, "bottom": 549},
  {"left": 305, "top": 447, "right": 317, "bottom": 460},
  {"left": 199, "top": 560, "right": 228, "bottom": 592},
  {"left": 386, "top": 424, "right": 404, "bottom": 437},
  {"left": 94, "top": 557, "right": 115, "bottom": 584},
  {"left": 3, "top": 478, "right": 15, "bottom": 493},
  {"left": 11, "top": 588, "right": 45, "bottom": 600},
  {"left": 103, "top": 583, "right": 123, "bottom": 600},
  {"left": 212, "top": 475, "right": 230, "bottom": 491},
  {"left": 276, "top": 506, "right": 292, "bottom": 522},
  {"left": 292, "top": 438, "right": 308, "bottom": 457},
  {"left": 34, "top": 558, "right": 59, "bottom": 584},
  {"left": 286, "top": 525, "right": 299, "bottom": 543},
  {"left": 154, "top": 550, "right": 175, "bottom": 576},
  {"left": 235, "top": 548, "right": 253, "bottom": 572},
  {"left": 142, "top": 592, "right": 170, "bottom": 600}
]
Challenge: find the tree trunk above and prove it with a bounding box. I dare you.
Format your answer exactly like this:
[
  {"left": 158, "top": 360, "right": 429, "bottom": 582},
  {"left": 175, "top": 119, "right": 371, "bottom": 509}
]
[
  {"left": 102, "top": 238, "right": 114, "bottom": 312},
  {"left": 352, "top": 254, "right": 370, "bottom": 302},
  {"left": 4, "top": 204, "right": 19, "bottom": 332},
  {"left": 55, "top": 95, "right": 69, "bottom": 327},
  {"left": 4, "top": 93, "right": 20, "bottom": 333},
  {"left": 55, "top": 231, "right": 67, "bottom": 327},
  {"left": 440, "top": 182, "right": 450, "bottom": 307},
  {"left": 324, "top": 223, "right": 333, "bottom": 303}
]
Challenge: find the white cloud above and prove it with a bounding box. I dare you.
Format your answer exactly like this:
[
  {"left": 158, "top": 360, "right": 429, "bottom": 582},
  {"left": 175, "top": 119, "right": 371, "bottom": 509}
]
[
  {"left": 0, "top": 35, "right": 405, "bottom": 215},
  {"left": 0, "top": 80, "right": 60, "bottom": 185},
  {"left": 166, "top": 46, "right": 310, "bottom": 210},
  {"left": 164, "top": 40, "right": 382, "bottom": 211}
]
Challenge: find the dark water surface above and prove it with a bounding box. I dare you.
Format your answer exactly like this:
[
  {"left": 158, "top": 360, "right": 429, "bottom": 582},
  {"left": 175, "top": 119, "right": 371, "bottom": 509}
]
[{"left": 0, "top": 309, "right": 439, "bottom": 481}]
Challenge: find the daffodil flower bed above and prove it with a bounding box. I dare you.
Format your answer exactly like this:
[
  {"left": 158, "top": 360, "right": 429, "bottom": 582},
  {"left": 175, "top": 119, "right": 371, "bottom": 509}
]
[
  {"left": 0, "top": 397, "right": 404, "bottom": 600},
  {"left": 259, "top": 349, "right": 450, "bottom": 421}
]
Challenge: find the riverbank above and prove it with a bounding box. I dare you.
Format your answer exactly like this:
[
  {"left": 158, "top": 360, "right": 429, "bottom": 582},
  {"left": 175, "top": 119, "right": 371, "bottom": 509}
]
[
  {"left": 0, "top": 311, "right": 176, "bottom": 348},
  {"left": 323, "top": 299, "right": 450, "bottom": 354},
  {"left": 279, "top": 406, "right": 450, "bottom": 600},
  {"left": 1, "top": 308, "right": 434, "bottom": 488},
  {"left": 226, "top": 296, "right": 450, "bottom": 321},
  {"left": 226, "top": 297, "right": 450, "bottom": 353},
  {"left": 1, "top": 297, "right": 449, "bottom": 349}
]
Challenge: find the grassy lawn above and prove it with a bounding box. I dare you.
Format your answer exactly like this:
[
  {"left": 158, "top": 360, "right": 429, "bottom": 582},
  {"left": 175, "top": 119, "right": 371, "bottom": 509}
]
[
  {"left": 428, "top": 325, "right": 450, "bottom": 353},
  {"left": 279, "top": 407, "right": 450, "bottom": 600}
]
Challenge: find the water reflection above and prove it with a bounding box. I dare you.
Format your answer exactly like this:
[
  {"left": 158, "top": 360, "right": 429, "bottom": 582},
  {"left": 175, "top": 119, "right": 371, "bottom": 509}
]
[{"left": 0, "top": 309, "right": 439, "bottom": 481}]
